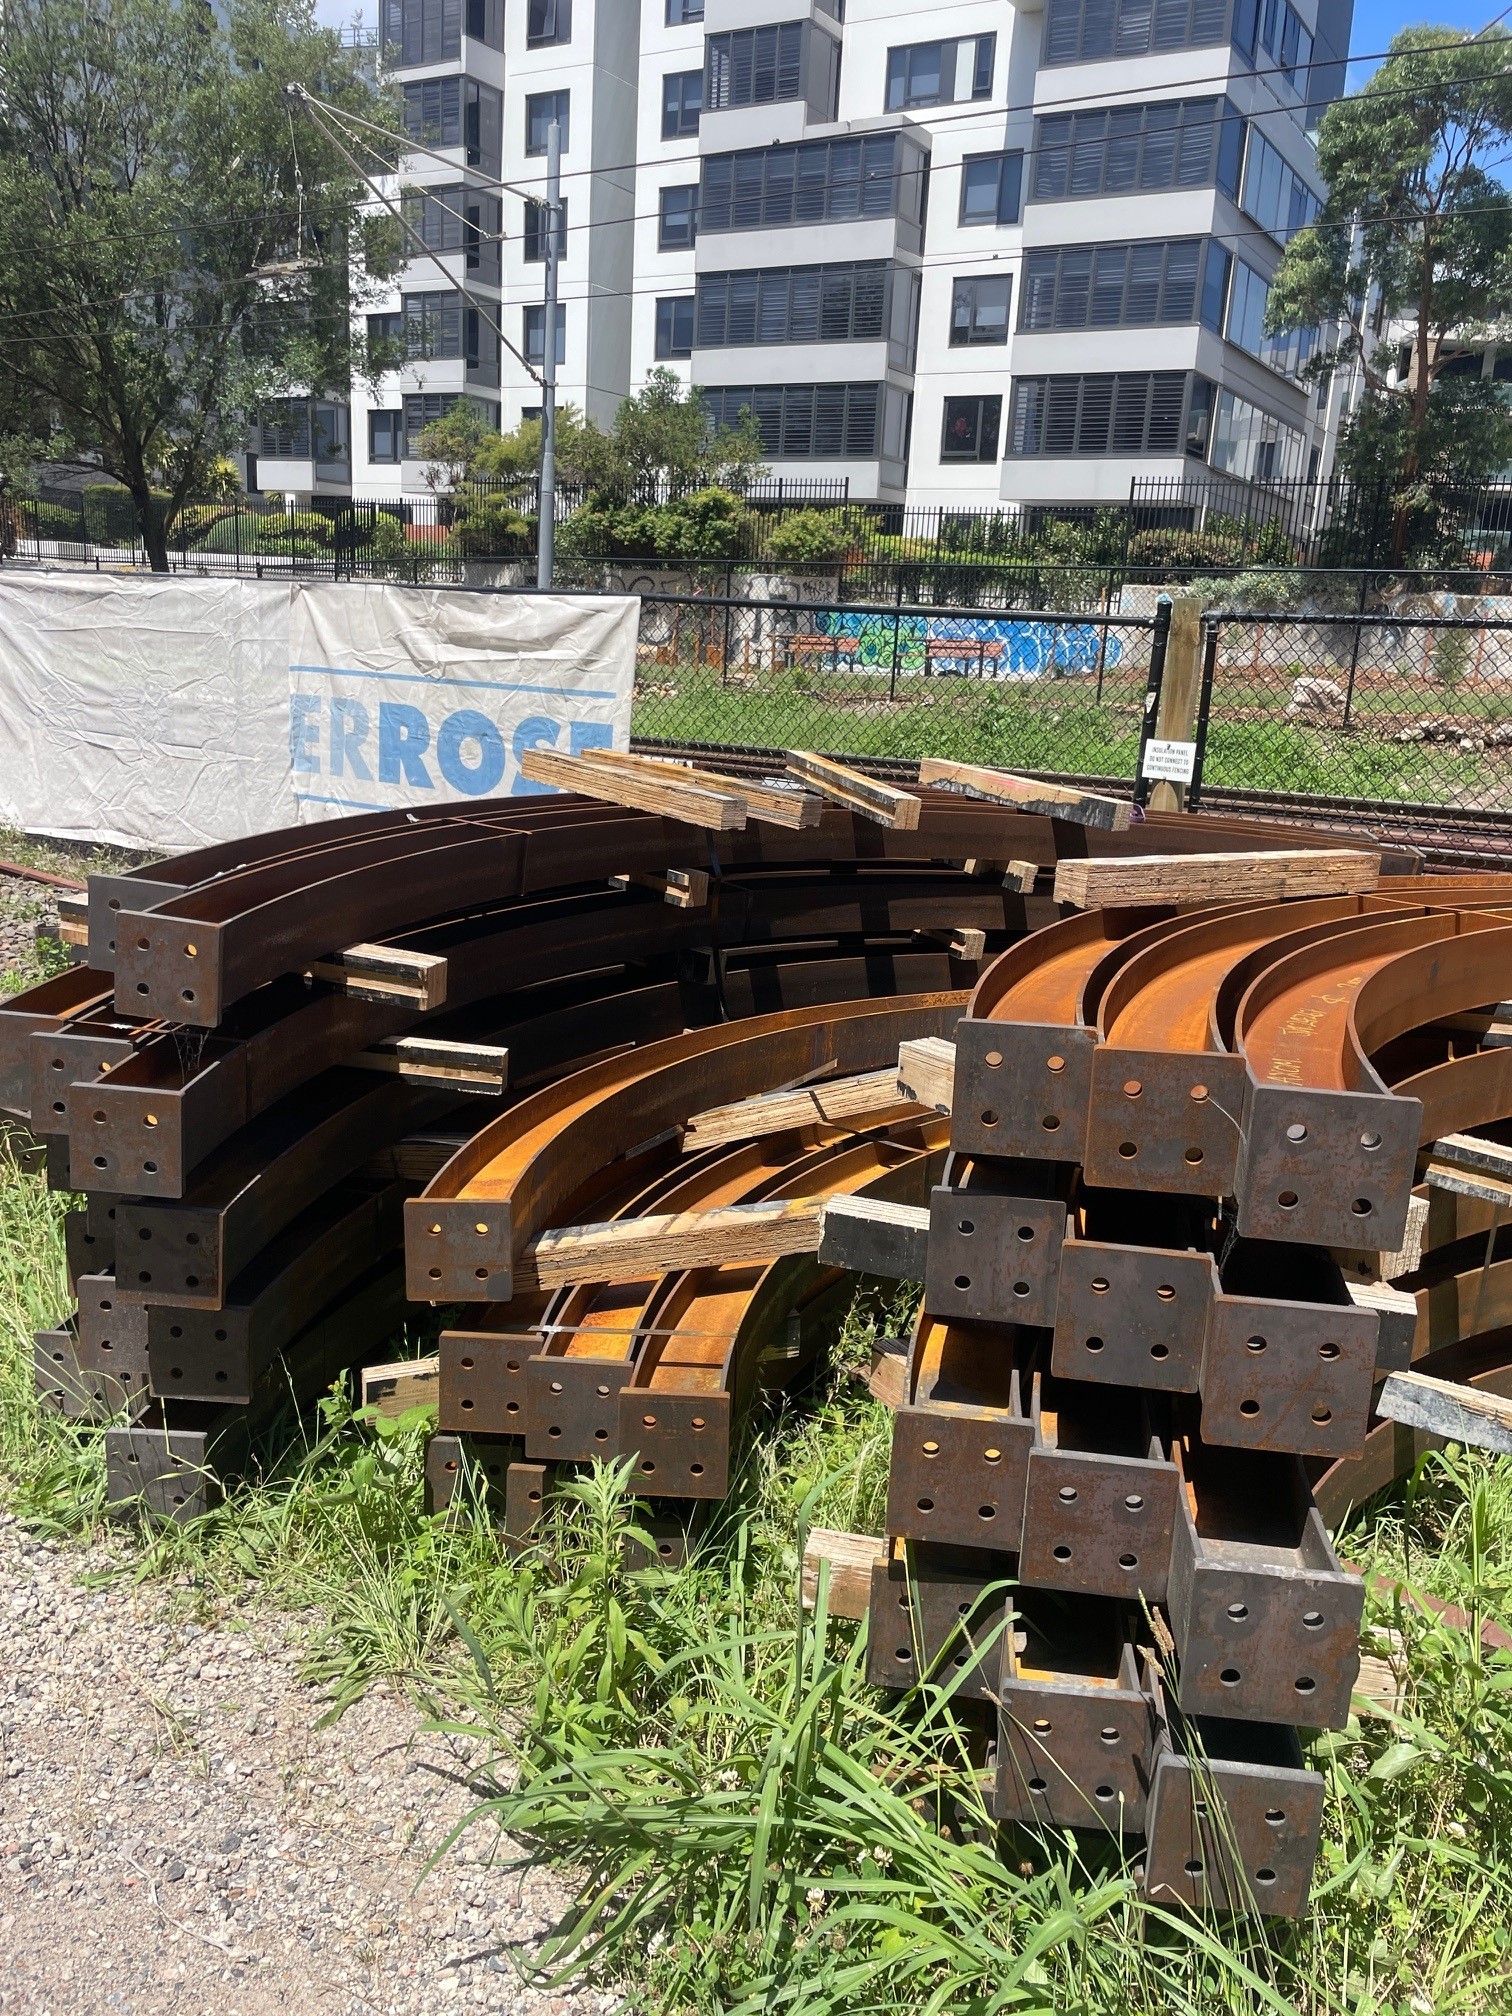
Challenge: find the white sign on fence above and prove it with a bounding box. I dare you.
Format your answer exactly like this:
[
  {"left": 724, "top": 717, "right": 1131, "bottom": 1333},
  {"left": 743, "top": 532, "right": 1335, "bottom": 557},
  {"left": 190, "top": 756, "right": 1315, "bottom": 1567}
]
[
  {"left": 1140, "top": 737, "right": 1199, "bottom": 785},
  {"left": 0, "top": 574, "right": 637, "bottom": 851}
]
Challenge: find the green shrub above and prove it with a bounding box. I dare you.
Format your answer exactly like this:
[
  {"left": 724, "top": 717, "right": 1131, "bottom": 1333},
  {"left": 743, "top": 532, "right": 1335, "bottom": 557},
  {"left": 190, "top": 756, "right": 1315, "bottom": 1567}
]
[
  {"left": 251, "top": 510, "right": 336, "bottom": 555},
  {"left": 453, "top": 496, "right": 533, "bottom": 558},
  {"left": 765, "top": 507, "right": 864, "bottom": 569}
]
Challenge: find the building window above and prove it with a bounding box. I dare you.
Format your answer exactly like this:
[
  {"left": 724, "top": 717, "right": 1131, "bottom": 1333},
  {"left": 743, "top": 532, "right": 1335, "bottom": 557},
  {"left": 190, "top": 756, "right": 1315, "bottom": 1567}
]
[
  {"left": 466, "top": 0, "right": 502, "bottom": 44},
  {"left": 257, "top": 400, "right": 312, "bottom": 459},
  {"left": 663, "top": 71, "right": 703, "bottom": 140},
  {"left": 655, "top": 297, "right": 696, "bottom": 359},
  {"left": 941, "top": 395, "right": 1002, "bottom": 462},
  {"left": 1019, "top": 239, "right": 1227, "bottom": 331},
  {"left": 400, "top": 187, "right": 502, "bottom": 283},
  {"left": 367, "top": 311, "right": 402, "bottom": 361},
  {"left": 701, "top": 383, "right": 884, "bottom": 460},
  {"left": 369, "top": 411, "right": 404, "bottom": 464},
  {"left": 950, "top": 276, "right": 1012, "bottom": 346},
  {"left": 526, "top": 90, "right": 569, "bottom": 155},
  {"left": 659, "top": 184, "right": 700, "bottom": 249},
  {"left": 1225, "top": 258, "right": 1317, "bottom": 379},
  {"left": 701, "top": 135, "right": 925, "bottom": 236},
  {"left": 1044, "top": 0, "right": 1228, "bottom": 66},
  {"left": 695, "top": 263, "right": 888, "bottom": 347},
  {"left": 1238, "top": 127, "right": 1322, "bottom": 242},
  {"left": 666, "top": 0, "right": 704, "bottom": 19},
  {"left": 523, "top": 303, "right": 567, "bottom": 369},
  {"left": 381, "top": 0, "right": 460, "bottom": 69},
  {"left": 1032, "top": 98, "right": 1243, "bottom": 202},
  {"left": 1209, "top": 385, "right": 1306, "bottom": 480},
  {"left": 526, "top": 0, "right": 570, "bottom": 46},
  {"left": 885, "top": 35, "right": 995, "bottom": 111},
  {"left": 402, "top": 392, "right": 462, "bottom": 457},
  {"left": 401, "top": 78, "right": 502, "bottom": 174},
  {"left": 959, "top": 151, "right": 1023, "bottom": 226},
  {"left": 1235, "top": 0, "right": 1313, "bottom": 88},
  {"left": 523, "top": 197, "right": 568, "bottom": 262},
  {"left": 1009, "top": 372, "right": 1190, "bottom": 456},
  {"left": 403, "top": 292, "right": 463, "bottom": 360},
  {"left": 705, "top": 24, "right": 805, "bottom": 110}
]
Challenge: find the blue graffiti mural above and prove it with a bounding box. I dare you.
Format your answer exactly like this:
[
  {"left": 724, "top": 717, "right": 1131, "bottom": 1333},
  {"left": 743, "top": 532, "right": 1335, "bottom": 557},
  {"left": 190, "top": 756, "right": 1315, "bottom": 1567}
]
[{"left": 810, "top": 612, "right": 1121, "bottom": 679}]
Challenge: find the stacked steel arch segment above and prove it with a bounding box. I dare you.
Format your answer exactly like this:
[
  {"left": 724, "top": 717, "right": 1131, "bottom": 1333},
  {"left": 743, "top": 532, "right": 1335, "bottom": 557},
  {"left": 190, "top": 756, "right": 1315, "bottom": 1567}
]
[
  {"left": 17, "top": 773, "right": 1512, "bottom": 1918},
  {"left": 870, "top": 877, "right": 1512, "bottom": 1919},
  {"left": 17, "top": 782, "right": 1327, "bottom": 1497}
]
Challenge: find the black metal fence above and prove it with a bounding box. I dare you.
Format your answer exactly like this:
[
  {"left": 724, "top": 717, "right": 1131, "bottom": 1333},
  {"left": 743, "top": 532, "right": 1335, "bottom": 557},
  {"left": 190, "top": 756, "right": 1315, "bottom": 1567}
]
[
  {"left": 13, "top": 476, "right": 1512, "bottom": 599},
  {"left": 1188, "top": 605, "right": 1512, "bottom": 817},
  {"left": 631, "top": 592, "right": 1163, "bottom": 785}
]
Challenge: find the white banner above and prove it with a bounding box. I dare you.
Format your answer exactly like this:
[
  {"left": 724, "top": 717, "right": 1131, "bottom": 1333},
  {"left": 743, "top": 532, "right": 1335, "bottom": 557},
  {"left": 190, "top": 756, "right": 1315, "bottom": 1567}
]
[{"left": 0, "top": 573, "right": 637, "bottom": 851}]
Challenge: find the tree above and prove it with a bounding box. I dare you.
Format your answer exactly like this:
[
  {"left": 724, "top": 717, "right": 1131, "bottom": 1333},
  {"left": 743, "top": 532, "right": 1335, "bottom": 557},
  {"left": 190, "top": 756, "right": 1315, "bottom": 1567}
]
[
  {"left": 0, "top": 0, "right": 402, "bottom": 570},
  {"left": 1268, "top": 27, "right": 1512, "bottom": 560},
  {"left": 413, "top": 367, "right": 766, "bottom": 504}
]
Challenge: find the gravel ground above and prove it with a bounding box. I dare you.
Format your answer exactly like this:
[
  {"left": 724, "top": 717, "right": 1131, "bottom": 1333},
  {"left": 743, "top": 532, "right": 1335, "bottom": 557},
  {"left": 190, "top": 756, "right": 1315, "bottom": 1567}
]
[{"left": 0, "top": 1513, "right": 610, "bottom": 2016}]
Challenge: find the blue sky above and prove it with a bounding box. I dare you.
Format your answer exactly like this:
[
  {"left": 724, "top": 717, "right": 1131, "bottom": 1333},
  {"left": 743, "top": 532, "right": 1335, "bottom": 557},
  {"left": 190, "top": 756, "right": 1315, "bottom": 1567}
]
[{"left": 307, "top": 0, "right": 1510, "bottom": 82}]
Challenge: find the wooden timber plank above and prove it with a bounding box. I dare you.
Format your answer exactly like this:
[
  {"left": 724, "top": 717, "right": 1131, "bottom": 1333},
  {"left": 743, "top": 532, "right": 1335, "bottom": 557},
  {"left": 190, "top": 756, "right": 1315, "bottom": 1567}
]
[
  {"left": 917, "top": 757, "right": 1131, "bottom": 833},
  {"left": 784, "top": 750, "right": 922, "bottom": 830},
  {"left": 817, "top": 1194, "right": 930, "bottom": 1279},
  {"left": 867, "top": 1336, "right": 910, "bottom": 1410},
  {"left": 963, "top": 858, "right": 1038, "bottom": 892},
  {"left": 353, "top": 1037, "right": 509, "bottom": 1094},
  {"left": 521, "top": 748, "right": 748, "bottom": 830},
  {"left": 580, "top": 749, "right": 821, "bottom": 830},
  {"left": 309, "top": 942, "right": 449, "bottom": 1012},
  {"left": 682, "top": 1067, "right": 914, "bottom": 1150},
  {"left": 609, "top": 867, "right": 712, "bottom": 909},
  {"left": 1377, "top": 1367, "right": 1512, "bottom": 1456},
  {"left": 1053, "top": 848, "right": 1381, "bottom": 910},
  {"left": 916, "top": 925, "right": 987, "bottom": 961},
  {"left": 362, "top": 1354, "right": 440, "bottom": 1418},
  {"left": 521, "top": 1195, "right": 826, "bottom": 1289},
  {"left": 802, "top": 1527, "right": 888, "bottom": 1620},
  {"left": 1347, "top": 1279, "right": 1417, "bottom": 1371},
  {"left": 896, "top": 1035, "right": 955, "bottom": 1113}
]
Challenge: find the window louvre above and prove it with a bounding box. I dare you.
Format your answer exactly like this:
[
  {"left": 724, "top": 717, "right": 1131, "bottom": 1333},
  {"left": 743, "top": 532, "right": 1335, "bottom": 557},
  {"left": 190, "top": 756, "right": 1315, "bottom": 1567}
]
[
  {"left": 695, "top": 262, "right": 890, "bottom": 348},
  {"left": 1043, "top": 0, "right": 1228, "bottom": 64},
  {"left": 701, "top": 137, "right": 909, "bottom": 232},
  {"left": 1019, "top": 238, "right": 1217, "bottom": 329},
  {"left": 1008, "top": 372, "right": 1193, "bottom": 455},
  {"left": 705, "top": 24, "right": 806, "bottom": 110},
  {"left": 1032, "top": 98, "right": 1235, "bottom": 201},
  {"left": 701, "top": 384, "right": 883, "bottom": 460}
]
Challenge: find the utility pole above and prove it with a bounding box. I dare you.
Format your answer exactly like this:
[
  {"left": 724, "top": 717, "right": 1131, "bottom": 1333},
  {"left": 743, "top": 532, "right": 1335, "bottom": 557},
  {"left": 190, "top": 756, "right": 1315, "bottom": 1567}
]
[{"left": 537, "top": 119, "right": 562, "bottom": 592}]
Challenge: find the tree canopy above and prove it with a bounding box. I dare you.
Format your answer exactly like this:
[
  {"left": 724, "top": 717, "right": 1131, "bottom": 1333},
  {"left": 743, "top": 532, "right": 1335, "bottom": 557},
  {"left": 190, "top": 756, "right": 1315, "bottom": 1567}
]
[
  {"left": 1268, "top": 26, "right": 1512, "bottom": 557},
  {"left": 415, "top": 369, "right": 766, "bottom": 501},
  {"left": 0, "top": 0, "right": 402, "bottom": 567}
]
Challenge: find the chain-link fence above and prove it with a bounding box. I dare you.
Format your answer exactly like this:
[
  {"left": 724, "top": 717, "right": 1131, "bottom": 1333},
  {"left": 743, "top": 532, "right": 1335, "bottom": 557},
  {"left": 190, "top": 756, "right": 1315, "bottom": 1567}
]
[
  {"left": 632, "top": 592, "right": 1161, "bottom": 781},
  {"left": 1189, "top": 607, "right": 1512, "bottom": 815}
]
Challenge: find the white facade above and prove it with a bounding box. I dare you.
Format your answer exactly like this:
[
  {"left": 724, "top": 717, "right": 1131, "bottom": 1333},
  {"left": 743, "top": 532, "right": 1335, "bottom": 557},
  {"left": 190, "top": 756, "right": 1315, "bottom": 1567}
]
[{"left": 277, "top": 0, "right": 1355, "bottom": 519}]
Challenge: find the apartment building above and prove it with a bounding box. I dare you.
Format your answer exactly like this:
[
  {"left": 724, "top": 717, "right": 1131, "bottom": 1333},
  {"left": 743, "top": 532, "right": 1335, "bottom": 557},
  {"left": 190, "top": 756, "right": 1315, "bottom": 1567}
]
[{"left": 262, "top": 0, "right": 1355, "bottom": 518}]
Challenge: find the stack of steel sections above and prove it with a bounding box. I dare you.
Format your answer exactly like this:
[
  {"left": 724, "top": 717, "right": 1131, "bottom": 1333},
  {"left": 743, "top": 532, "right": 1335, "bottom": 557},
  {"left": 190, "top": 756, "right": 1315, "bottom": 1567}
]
[
  {"left": 868, "top": 877, "right": 1512, "bottom": 1917},
  {"left": 14, "top": 789, "right": 1342, "bottom": 1514}
]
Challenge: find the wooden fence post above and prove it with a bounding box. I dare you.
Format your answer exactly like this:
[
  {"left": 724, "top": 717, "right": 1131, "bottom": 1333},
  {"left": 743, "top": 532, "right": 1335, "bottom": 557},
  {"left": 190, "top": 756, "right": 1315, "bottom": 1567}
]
[{"left": 1148, "top": 593, "right": 1203, "bottom": 814}]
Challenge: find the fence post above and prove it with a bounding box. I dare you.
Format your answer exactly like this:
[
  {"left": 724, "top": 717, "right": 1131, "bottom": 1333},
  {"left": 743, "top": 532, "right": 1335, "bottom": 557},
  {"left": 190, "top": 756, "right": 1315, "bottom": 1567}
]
[
  {"left": 1133, "top": 594, "right": 1173, "bottom": 811},
  {"left": 1341, "top": 569, "right": 1367, "bottom": 726},
  {"left": 1143, "top": 593, "right": 1204, "bottom": 814},
  {"left": 1186, "top": 616, "right": 1221, "bottom": 812},
  {"left": 889, "top": 573, "right": 904, "bottom": 702},
  {"left": 1095, "top": 565, "right": 1113, "bottom": 704}
]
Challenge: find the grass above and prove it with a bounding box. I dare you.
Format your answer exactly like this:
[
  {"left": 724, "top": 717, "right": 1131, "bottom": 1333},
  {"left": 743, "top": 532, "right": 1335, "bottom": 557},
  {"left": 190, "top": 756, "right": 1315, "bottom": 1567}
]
[
  {"left": 631, "top": 662, "right": 1512, "bottom": 809},
  {"left": 3, "top": 1134, "right": 1512, "bottom": 2015}
]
